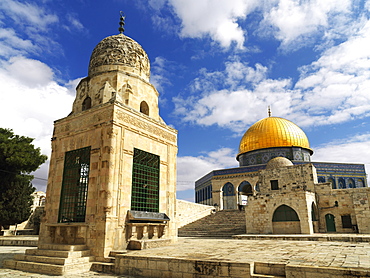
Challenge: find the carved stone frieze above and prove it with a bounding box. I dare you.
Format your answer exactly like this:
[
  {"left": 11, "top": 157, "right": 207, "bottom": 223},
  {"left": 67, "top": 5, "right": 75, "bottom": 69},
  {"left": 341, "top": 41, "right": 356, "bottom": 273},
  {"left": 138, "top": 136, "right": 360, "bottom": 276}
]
[{"left": 115, "top": 110, "right": 176, "bottom": 142}]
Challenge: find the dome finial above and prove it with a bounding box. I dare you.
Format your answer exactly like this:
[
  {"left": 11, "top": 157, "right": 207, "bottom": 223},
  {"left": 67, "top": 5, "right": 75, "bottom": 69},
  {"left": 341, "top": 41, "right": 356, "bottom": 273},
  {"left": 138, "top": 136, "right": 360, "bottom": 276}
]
[
  {"left": 268, "top": 106, "right": 271, "bottom": 117},
  {"left": 118, "top": 11, "right": 125, "bottom": 34}
]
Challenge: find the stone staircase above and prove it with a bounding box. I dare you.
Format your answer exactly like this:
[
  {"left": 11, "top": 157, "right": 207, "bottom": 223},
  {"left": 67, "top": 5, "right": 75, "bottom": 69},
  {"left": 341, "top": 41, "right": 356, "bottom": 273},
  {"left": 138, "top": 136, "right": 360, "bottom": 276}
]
[
  {"left": 90, "top": 250, "right": 127, "bottom": 274},
  {"left": 3, "top": 243, "right": 95, "bottom": 276},
  {"left": 178, "top": 209, "right": 246, "bottom": 238}
]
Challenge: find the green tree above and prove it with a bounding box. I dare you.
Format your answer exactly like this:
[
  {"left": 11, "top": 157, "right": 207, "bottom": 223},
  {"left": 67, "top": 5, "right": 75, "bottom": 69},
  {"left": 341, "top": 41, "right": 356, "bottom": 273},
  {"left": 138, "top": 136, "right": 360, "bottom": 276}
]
[{"left": 0, "top": 128, "right": 47, "bottom": 228}]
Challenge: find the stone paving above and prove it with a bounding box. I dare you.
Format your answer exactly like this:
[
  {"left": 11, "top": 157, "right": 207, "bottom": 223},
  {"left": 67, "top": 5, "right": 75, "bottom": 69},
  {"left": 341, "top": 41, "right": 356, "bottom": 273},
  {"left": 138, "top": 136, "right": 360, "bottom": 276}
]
[
  {"left": 124, "top": 237, "right": 370, "bottom": 269},
  {"left": 1, "top": 236, "right": 370, "bottom": 277}
]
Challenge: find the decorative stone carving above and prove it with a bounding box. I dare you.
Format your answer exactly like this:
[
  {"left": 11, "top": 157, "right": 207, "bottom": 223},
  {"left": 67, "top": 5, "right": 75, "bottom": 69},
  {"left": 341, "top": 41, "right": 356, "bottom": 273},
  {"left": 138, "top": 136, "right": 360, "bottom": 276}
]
[
  {"left": 115, "top": 110, "right": 176, "bottom": 142},
  {"left": 89, "top": 34, "right": 150, "bottom": 79}
]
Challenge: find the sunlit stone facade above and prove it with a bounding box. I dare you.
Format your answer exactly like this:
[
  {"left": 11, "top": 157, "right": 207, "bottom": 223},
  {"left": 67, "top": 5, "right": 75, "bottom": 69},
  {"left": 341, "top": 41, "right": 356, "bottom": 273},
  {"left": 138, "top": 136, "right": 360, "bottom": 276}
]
[{"left": 39, "top": 33, "right": 178, "bottom": 260}]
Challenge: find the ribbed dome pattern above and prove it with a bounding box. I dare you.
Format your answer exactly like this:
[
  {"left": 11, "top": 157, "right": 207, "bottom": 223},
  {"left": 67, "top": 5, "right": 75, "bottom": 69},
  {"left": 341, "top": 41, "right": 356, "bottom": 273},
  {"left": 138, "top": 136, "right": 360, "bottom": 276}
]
[{"left": 238, "top": 117, "right": 311, "bottom": 155}]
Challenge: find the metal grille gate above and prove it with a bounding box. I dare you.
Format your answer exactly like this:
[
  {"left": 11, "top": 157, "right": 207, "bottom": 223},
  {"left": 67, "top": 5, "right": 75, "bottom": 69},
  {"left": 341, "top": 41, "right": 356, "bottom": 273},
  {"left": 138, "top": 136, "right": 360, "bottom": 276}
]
[
  {"left": 58, "top": 147, "right": 91, "bottom": 223},
  {"left": 131, "top": 148, "right": 160, "bottom": 212}
]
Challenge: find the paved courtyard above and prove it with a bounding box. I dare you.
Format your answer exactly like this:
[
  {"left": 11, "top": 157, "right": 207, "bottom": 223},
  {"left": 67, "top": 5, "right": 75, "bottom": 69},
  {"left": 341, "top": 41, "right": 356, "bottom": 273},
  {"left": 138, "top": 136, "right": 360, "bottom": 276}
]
[
  {"left": 1, "top": 236, "right": 370, "bottom": 277},
  {"left": 125, "top": 237, "right": 370, "bottom": 269}
]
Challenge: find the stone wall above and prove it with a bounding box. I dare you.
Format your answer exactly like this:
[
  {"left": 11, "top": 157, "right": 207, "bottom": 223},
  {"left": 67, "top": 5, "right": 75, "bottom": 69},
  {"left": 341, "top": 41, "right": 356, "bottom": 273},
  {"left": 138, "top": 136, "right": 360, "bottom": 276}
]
[
  {"left": 175, "top": 200, "right": 214, "bottom": 228},
  {"left": 315, "top": 185, "right": 370, "bottom": 233}
]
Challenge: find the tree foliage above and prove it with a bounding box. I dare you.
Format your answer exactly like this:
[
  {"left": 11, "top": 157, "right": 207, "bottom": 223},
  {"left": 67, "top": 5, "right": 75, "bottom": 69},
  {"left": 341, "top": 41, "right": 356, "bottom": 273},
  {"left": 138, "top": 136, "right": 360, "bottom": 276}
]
[{"left": 0, "top": 128, "right": 47, "bottom": 228}]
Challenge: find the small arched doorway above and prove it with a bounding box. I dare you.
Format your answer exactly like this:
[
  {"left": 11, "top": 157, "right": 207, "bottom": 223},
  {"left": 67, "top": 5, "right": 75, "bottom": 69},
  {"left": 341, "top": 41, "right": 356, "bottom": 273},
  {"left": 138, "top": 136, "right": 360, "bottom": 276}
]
[
  {"left": 272, "top": 205, "right": 301, "bottom": 234},
  {"left": 325, "top": 214, "right": 336, "bottom": 232},
  {"left": 222, "top": 182, "right": 236, "bottom": 210}
]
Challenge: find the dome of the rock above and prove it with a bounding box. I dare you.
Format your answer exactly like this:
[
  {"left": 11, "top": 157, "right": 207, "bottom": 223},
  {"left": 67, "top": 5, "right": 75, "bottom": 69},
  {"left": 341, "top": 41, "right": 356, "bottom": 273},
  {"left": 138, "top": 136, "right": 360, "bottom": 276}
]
[{"left": 238, "top": 117, "right": 312, "bottom": 157}]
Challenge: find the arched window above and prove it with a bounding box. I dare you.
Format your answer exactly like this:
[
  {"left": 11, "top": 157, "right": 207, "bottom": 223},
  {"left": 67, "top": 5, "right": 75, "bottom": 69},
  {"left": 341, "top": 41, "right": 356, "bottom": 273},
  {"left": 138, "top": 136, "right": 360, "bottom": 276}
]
[
  {"left": 348, "top": 178, "right": 355, "bottom": 188},
  {"left": 338, "top": 178, "right": 345, "bottom": 189},
  {"left": 82, "top": 97, "right": 91, "bottom": 111},
  {"left": 238, "top": 181, "right": 253, "bottom": 196},
  {"left": 140, "top": 101, "right": 149, "bottom": 116},
  {"left": 272, "top": 205, "right": 299, "bottom": 222},
  {"left": 358, "top": 178, "right": 365, "bottom": 187},
  {"left": 328, "top": 177, "right": 336, "bottom": 189}
]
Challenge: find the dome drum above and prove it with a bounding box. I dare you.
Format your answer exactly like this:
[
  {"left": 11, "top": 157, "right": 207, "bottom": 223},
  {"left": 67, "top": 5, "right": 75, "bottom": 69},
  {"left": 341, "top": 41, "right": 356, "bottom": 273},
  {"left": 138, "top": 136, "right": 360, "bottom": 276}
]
[{"left": 238, "top": 146, "right": 311, "bottom": 167}]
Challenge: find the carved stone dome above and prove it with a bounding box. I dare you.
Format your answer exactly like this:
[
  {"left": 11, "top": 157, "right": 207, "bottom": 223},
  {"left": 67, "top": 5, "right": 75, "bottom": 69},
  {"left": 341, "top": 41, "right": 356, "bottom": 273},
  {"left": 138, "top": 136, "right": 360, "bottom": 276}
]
[
  {"left": 88, "top": 34, "right": 150, "bottom": 80},
  {"left": 238, "top": 117, "right": 312, "bottom": 156},
  {"left": 265, "top": 157, "right": 293, "bottom": 170}
]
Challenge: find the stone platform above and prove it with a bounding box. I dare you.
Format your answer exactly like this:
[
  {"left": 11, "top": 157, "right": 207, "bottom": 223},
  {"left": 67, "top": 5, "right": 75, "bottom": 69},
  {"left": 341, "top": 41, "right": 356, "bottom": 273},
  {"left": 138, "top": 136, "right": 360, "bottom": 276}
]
[
  {"left": 0, "top": 235, "right": 38, "bottom": 246},
  {"left": 1, "top": 235, "right": 370, "bottom": 277}
]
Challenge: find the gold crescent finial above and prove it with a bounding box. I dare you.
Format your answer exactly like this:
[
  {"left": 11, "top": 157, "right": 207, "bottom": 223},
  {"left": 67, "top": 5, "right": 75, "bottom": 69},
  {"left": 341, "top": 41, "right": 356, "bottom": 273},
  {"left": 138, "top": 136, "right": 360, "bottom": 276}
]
[
  {"left": 119, "top": 11, "right": 125, "bottom": 34},
  {"left": 268, "top": 106, "right": 271, "bottom": 117}
]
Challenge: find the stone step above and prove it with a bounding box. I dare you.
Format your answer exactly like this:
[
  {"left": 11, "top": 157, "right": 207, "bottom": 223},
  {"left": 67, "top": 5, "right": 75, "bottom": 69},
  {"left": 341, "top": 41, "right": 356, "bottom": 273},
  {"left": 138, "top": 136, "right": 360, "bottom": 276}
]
[
  {"left": 251, "top": 275, "right": 285, "bottom": 278},
  {"left": 3, "top": 259, "right": 93, "bottom": 276},
  {"left": 38, "top": 243, "right": 88, "bottom": 251},
  {"left": 178, "top": 210, "right": 246, "bottom": 238},
  {"left": 91, "top": 262, "right": 115, "bottom": 273},
  {"left": 13, "top": 254, "right": 94, "bottom": 265},
  {"left": 25, "top": 248, "right": 91, "bottom": 258},
  {"left": 4, "top": 260, "right": 64, "bottom": 276},
  {"left": 109, "top": 250, "right": 127, "bottom": 257}
]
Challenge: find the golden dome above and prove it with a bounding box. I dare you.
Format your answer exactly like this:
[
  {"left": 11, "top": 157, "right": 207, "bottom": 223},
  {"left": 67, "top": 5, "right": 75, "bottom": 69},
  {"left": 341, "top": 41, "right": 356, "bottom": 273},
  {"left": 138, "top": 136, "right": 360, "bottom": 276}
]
[{"left": 238, "top": 117, "right": 312, "bottom": 156}]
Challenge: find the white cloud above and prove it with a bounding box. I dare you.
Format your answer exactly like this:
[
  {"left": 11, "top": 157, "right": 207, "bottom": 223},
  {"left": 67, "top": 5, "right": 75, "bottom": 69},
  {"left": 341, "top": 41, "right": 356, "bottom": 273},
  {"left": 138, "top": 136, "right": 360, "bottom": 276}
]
[
  {"left": 174, "top": 60, "right": 295, "bottom": 132},
  {"left": 151, "top": 0, "right": 261, "bottom": 49},
  {"left": 0, "top": 28, "right": 36, "bottom": 57},
  {"left": 177, "top": 148, "right": 238, "bottom": 191},
  {"left": 65, "top": 13, "right": 85, "bottom": 32},
  {"left": 312, "top": 133, "right": 370, "bottom": 186},
  {"left": 3, "top": 56, "right": 54, "bottom": 87},
  {"left": 0, "top": 56, "right": 76, "bottom": 191},
  {"left": 147, "top": 0, "right": 362, "bottom": 51},
  {"left": 174, "top": 15, "right": 370, "bottom": 131},
  {"left": 150, "top": 56, "right": 173, "bottom": 93},
  {"left": 0, "top": 0, "right": 58, "bottom": 32},
  {"left": 262, "top": 0, "right": 351, "bottom": 48}
]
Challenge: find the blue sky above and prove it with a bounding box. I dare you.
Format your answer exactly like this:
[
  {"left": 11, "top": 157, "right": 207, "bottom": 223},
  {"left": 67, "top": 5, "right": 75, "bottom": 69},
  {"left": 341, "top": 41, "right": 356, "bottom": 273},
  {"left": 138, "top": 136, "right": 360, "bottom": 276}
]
[{"left": 0, "top": 0, "right": 369, "bottom": 202}]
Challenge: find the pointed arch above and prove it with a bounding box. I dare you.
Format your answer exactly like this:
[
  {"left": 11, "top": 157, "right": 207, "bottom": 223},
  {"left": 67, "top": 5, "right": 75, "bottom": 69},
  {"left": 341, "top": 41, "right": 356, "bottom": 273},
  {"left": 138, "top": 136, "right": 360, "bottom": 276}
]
[
  {"left": 222, "top": 182, "right": 236, "bottom": 210},
  {"left": 238, "top": 181, "right": 253, "bottom": 196},
  {"left": 348, "top": 178, "right": 355, "bottom": 188}
]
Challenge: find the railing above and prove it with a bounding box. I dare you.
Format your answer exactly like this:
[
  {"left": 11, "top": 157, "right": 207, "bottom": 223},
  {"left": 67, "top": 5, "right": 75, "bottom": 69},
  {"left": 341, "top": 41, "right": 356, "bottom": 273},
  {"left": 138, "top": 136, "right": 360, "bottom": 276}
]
[{"left": 126, "top": 223, "right": 167, "bottom": 240}]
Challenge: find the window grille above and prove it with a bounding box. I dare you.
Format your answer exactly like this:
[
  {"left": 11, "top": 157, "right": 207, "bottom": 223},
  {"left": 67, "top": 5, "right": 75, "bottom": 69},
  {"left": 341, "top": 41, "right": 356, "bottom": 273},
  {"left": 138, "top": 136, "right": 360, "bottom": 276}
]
[
  {"left": 131, "top": 148, "right": 160, "bottom": 212},
  {"left": 58, "top": 147, "right": 91, "bottom": 223}
]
